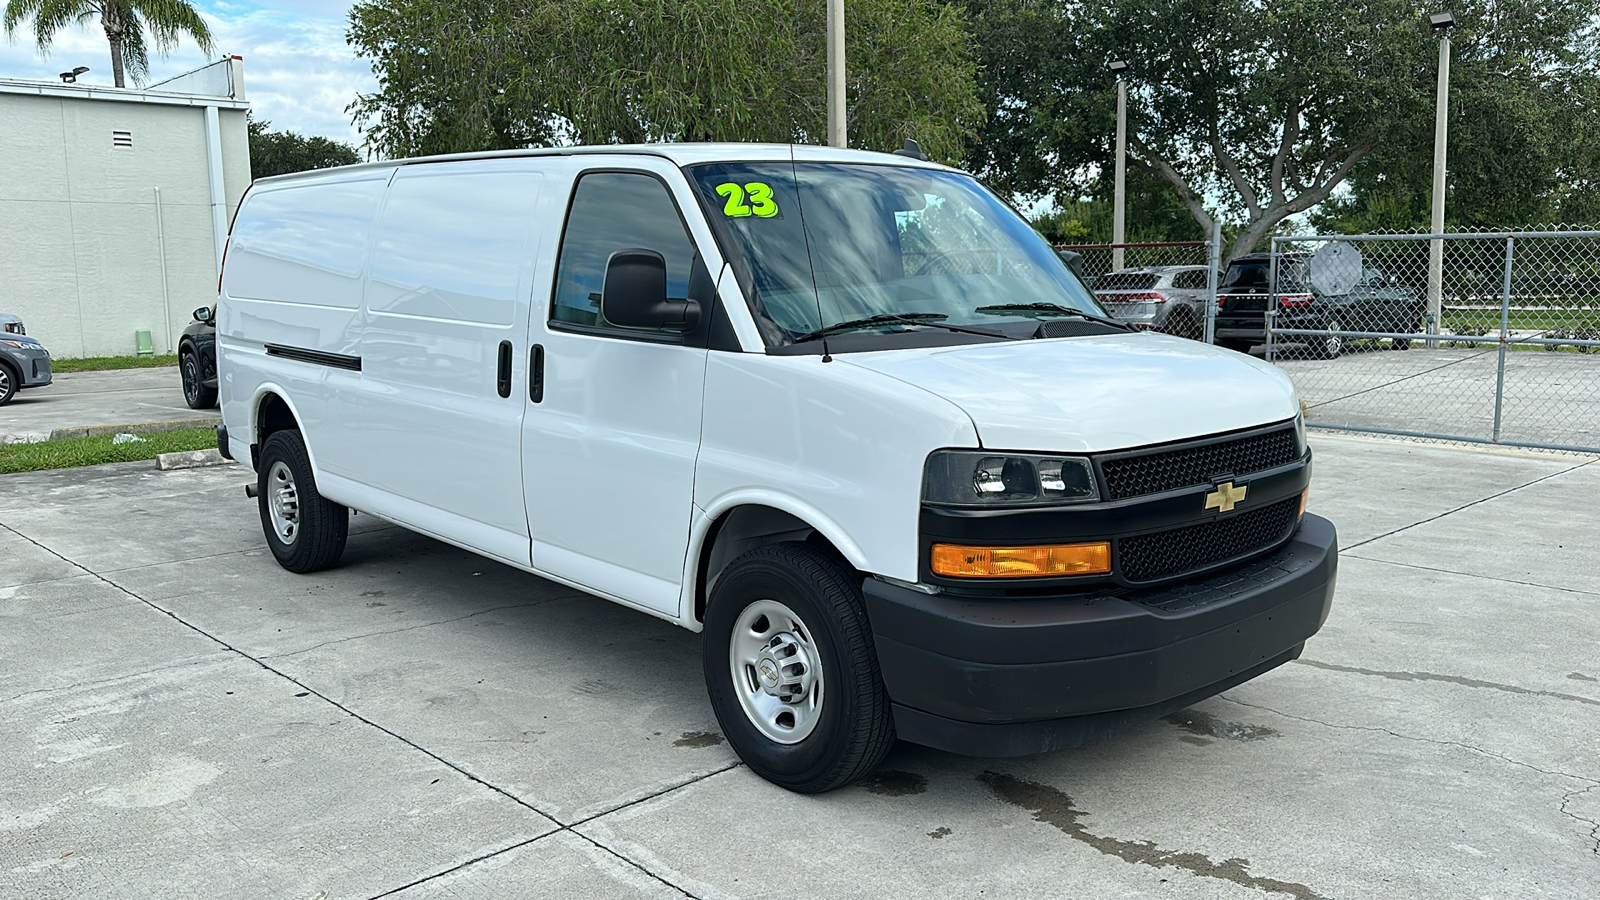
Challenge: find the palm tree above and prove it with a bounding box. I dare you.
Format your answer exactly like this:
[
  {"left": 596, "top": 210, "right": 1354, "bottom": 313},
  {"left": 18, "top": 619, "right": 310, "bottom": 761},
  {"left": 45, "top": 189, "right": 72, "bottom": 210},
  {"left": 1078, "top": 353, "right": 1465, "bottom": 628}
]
[{"left": 4, "top": 1, "right": 214, "bottom": 89}]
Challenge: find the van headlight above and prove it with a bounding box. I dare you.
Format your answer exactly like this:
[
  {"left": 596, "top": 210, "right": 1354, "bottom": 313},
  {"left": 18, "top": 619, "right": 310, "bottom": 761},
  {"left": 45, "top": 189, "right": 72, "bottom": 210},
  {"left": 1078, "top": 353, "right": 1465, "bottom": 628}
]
[
  {"left": 1295, "top": 400, "right": 1308, "bottom": 453},
  {"left": 923, "top": 450, "right": 1098, "bottom": 506}
]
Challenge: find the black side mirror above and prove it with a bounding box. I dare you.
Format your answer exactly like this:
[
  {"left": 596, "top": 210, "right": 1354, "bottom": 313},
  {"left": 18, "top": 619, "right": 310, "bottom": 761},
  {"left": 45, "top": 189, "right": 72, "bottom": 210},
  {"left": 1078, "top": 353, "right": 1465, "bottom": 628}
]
[
  {"left": 193, "top": 306, "right": 213, "bottom": 324},
  {"left": 600, "top": 249, "right": 700, "bottom": 331}
]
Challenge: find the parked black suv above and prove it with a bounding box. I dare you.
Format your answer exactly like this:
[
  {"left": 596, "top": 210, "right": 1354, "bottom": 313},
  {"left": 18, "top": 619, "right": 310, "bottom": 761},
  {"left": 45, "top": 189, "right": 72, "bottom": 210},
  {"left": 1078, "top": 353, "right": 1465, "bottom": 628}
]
[
  {"left": 178, "top": 306, "right": 218, "bottom": 409},
  {"left": 1215, "top": 253, "right": 1424, "bottom": 358}
]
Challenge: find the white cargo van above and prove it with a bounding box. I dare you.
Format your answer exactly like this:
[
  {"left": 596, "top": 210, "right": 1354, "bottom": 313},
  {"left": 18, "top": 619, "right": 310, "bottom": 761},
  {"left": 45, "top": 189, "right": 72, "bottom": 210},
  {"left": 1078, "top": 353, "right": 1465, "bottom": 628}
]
[{"left": 217, "top": 144, "right": 1336, "bottom": 792}]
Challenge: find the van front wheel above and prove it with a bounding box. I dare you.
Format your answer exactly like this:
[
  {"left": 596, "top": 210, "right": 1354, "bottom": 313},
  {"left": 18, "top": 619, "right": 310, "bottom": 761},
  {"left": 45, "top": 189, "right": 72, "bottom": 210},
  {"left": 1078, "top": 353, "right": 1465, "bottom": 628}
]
[
  {"left": 703, "top": 542, "right": 894, "bottom": 793},
  {"left": 257, "top": 430, "right": 347, "bottom": 573}
]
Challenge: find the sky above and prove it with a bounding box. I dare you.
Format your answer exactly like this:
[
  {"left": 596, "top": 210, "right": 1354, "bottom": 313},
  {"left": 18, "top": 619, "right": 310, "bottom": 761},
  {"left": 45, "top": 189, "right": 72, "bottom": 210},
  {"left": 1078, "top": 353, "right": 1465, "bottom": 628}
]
[{"left": 0, "top": 1, "right": 373, "bottom": 147}]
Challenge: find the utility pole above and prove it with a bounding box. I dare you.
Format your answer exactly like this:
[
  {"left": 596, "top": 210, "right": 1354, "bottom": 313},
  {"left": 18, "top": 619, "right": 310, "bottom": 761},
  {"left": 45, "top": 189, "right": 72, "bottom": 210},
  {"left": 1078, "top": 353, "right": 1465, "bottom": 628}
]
[
  {"left": 827, "top": 0, "right": 846, "bottom": 148},
  {"left": 1426, "top": 11, "right": 1456, "bottom": 348},
  {"left": 1109, "top": 60, "right": 1129, "bottom": 272}
]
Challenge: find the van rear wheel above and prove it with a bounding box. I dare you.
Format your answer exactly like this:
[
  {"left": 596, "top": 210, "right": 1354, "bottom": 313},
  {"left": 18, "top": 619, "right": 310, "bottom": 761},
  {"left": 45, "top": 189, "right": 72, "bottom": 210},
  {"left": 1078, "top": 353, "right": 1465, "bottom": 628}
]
[
  {"left": 257, "top": 430, "right": 347, "bottom": 573},
  {"left": 703, "top": 542, "right": 895, "bottom": 793}
]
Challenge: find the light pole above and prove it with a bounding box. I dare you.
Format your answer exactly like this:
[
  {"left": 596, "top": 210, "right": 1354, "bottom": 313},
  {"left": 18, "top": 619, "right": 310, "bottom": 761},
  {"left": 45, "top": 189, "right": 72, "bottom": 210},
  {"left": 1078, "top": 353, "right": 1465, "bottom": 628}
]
[
  {"left": 1109, "top": 60, "right": 1129, "bottom": 272},
  {"left": 1426, "top": 11, "right": 1456, "bottom": 347},
  {"left": 827, "top": 0, "right": 846, "bottom": 148}
]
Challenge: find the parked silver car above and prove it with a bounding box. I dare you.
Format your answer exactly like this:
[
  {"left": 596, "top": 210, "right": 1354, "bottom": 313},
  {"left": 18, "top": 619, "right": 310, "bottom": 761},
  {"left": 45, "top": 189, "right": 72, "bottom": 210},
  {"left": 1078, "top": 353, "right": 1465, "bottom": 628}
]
[
  {"left": 1094, "top": 265, "right": 1214, "bottom": 340},
  {"left": 1, "top": 313, "right": 53, "bottom": 405}
]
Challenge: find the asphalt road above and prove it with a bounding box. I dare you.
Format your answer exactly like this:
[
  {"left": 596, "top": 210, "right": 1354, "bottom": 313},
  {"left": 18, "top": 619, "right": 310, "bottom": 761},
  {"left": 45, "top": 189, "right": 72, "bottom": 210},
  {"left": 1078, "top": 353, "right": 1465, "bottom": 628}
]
[
  {"left": 2, "top": 434, "right": 1598, "bottom": 898},
  {"left": 0, "top": 368, "right": 217, "bottom": 444}
]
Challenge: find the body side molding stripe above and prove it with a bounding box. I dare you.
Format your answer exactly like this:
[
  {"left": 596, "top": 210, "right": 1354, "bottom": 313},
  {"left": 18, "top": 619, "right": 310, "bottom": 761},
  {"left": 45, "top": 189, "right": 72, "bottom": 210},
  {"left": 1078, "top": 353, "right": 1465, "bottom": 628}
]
[{"left": 264, "top": 343, "right": 362, "bottom": 371}]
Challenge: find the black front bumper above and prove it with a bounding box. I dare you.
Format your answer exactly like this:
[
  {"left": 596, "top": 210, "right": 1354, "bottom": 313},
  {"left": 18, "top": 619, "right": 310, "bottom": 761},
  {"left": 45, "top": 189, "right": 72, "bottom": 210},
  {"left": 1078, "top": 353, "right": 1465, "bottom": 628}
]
[{"left": 863, "top": 513, "right": 1337, "bottom": 757}]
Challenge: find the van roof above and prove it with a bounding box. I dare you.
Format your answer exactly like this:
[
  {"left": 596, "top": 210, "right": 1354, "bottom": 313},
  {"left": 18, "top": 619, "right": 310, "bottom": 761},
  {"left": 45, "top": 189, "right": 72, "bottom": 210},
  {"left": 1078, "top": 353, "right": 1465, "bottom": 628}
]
[{"left": 254, "top": 142, "right": 960, "bottom": 185}]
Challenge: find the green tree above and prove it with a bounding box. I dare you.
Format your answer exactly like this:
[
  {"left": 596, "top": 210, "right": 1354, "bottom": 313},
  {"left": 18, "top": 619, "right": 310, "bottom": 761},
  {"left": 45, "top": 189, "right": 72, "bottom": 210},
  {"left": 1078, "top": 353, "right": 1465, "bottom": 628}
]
[
  {"left": 966, "top": 1, "right": 1600, "bottom": 257},
  {"left": 1313, "top": 2, "right": 1600, "bottom": 232},
  {"left": 248, "top": 119, "right": 362, "bottom": 180},
  {"left": 346, "top": 0, "right": 984, "bottom": 163},
  {"left": 3, "top": 0, "right": 214, "bottom": 88}
]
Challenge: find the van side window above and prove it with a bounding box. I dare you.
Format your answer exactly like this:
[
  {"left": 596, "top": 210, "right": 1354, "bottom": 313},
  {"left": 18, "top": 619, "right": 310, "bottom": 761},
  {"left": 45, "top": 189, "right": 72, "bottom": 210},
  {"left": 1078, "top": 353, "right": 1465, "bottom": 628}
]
[{"left": 552, "top": 172, "right": 697, "bottom": 330}]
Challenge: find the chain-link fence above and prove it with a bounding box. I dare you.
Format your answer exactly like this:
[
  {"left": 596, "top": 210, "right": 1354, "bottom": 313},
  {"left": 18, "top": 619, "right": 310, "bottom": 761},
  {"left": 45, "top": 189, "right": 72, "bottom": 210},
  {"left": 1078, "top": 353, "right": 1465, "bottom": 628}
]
[
  {"left": 1256, "top": 231, "right": 1600, "bottom": 453},
  {"left": 1055, "top": 241, "right": 1213, "bottom": 284},
  {"left": 1056, "top": 237, "right": 1227, "bottom": 342}
]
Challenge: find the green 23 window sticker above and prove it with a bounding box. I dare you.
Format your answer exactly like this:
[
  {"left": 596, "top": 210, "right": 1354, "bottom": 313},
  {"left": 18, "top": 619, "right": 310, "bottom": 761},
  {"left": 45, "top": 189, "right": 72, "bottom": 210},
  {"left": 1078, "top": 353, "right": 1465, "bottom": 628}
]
[{"left": 715, "top": 182, "right": 780, "bottom": 218}]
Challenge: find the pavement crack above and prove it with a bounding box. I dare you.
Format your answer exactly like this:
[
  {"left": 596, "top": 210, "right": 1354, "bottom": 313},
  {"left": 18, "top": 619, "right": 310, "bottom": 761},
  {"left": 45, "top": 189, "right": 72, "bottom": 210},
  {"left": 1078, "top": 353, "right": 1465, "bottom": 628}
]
[
  {"left": 0, "top": 654, "right": 226, "bottom": 707},
  {"left": 1341, "top": 457, "right": 1596, "bottom": 552},
  {"left": 979, "top": 771, "right": 1329, "bottom": 900},
  {"left": 1560, "top": 784, "right": 1600, "bottom": 855},
  {"left": 1340, "top": 553, "right": 1600, "bottom": 599},
  {"left": 1293, "top": 658, "right": 1600, "bottom": 708},
  {"left": 569, "top": 761, "right": 744, "bottom": 828},
  {"left": 257, "top": 601, "right": 555, "bottom": 661},
  {"left": 571, "top": 832, "right": 701, "bottom": 899},
  {"left": 1219, "top": 695, "right": 1600, "bottom": 784},
  {"left": 371, "top": 764, "right": 739, "bottom": 898},
  {"left": 366, "top": 834, "right": 549, "bottom": 899}
]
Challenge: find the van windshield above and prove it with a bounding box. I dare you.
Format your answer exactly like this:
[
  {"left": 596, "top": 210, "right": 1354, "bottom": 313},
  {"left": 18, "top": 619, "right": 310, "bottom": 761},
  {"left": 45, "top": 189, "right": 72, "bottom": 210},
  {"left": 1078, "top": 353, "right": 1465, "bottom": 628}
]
[{"left": 687, "top": 163, "right": 1102, "bottom": 347}]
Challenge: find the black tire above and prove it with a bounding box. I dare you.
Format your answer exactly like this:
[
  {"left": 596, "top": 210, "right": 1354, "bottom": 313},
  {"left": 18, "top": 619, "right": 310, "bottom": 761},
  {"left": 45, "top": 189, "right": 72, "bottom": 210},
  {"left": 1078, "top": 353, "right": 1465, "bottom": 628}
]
[
  {"left": 180, "top": 349, "right": 217, "bottom": 409},
  {"left": 0, "top": 361, "right": 17, "bottom": 405},
  {"left": 703, "top": 542, "right": 895, "bottom": 793},
  {"left": 257, "top": 430, "right": 347, "bottom": 574},
  {"left": 1217, "top": 338, "right": 1254, "bottom": 353}
]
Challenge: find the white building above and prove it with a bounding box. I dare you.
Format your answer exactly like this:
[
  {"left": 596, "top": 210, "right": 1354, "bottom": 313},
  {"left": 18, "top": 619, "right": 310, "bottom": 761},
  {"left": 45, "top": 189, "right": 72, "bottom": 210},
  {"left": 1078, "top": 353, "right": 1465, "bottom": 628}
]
[{"left": 0, "top": 57, "right": 250, "bottom": 358}]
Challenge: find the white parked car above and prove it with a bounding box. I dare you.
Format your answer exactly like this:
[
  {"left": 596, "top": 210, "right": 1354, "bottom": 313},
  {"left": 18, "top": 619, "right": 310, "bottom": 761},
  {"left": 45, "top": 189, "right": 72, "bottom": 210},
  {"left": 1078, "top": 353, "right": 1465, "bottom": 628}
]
[{"left": 216, "top": 144, "right": 1336, "bottom": 792}]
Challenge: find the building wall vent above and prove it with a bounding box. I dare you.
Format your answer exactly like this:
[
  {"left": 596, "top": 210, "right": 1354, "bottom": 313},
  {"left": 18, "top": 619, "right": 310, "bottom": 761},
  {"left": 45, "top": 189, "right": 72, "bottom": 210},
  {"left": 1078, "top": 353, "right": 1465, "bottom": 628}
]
[{"left": 112, "top": 130, "right": 133, "bottom": 148}]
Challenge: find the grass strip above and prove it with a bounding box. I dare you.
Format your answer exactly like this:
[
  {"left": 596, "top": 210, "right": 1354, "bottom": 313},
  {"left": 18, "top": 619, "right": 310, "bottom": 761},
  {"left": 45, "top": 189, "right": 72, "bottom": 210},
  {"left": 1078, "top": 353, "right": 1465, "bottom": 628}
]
[
  {"left": 50, "top": 354, "right": 179, "bottom": 373},
  {"left": 0, "top": 428, "right": 217, "bottom": 475}
]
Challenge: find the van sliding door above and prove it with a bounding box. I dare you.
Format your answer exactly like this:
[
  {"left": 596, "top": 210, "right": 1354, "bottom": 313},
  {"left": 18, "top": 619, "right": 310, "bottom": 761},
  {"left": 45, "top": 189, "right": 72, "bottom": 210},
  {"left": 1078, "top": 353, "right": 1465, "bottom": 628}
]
[{"left": 351, "top": 162, "right": 544, "bottom": 565}]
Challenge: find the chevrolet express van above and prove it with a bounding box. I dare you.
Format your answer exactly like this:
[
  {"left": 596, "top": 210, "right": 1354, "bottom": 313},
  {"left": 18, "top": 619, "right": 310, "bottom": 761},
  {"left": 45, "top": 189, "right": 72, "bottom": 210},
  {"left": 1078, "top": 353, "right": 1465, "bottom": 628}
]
[{"left": 216, "top": 144, "right": 1337, "bottom": 793}]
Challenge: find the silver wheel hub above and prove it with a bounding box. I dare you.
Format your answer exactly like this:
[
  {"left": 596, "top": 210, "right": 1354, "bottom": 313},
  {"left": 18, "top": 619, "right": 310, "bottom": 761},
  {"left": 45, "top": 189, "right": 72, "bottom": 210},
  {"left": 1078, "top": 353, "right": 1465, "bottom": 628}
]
[
  {"left": 267, "top": 461, "right": 300, "bottom": 544},
  {"left": 730, "top": 599, "right": 823, "bottom": 744}
]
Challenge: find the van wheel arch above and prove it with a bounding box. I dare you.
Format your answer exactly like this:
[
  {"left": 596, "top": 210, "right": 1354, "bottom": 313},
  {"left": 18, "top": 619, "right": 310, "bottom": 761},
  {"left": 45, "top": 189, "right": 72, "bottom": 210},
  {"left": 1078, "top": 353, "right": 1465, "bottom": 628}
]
[
  {"left": 253, "top": 392, "right": 300, "bottom": 466},
  {"left": 695, "top": 505, "right": 855, "bottom": 623}
]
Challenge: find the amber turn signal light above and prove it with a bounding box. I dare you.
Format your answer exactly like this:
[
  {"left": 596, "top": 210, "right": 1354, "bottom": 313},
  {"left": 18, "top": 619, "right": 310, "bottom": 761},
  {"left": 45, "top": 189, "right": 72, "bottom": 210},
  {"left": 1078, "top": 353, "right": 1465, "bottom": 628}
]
[
  {"left": 931, "top": 542, "right": 1112, "bottom": 578},
  {"left": 1299, "top": 486, "right": 1310, "bottom": 520}
]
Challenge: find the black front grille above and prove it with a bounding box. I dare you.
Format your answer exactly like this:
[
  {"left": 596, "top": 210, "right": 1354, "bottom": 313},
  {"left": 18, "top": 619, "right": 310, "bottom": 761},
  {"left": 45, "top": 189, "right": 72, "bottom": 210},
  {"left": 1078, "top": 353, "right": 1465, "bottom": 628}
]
[
  {"left": 1119, "top": 496, "right": 1301, "bottom": 583},
  {"left": 1100, "top": 426, "right": 1299, "bottom": 500}
]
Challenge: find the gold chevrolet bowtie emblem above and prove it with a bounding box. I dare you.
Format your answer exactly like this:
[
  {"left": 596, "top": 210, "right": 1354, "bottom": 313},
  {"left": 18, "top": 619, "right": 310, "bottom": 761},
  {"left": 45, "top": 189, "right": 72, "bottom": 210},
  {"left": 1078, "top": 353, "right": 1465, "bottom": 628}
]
[{"left": 1205, "top": 481, "right": 1247, "bottom": 513}]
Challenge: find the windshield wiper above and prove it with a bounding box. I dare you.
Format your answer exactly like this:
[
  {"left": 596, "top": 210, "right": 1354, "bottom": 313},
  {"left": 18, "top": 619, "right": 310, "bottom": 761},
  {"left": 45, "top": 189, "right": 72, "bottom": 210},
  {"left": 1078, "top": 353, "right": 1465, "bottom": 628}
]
[
  {"left": 794, "top": 312, "right": 1012, "bottom": 343},
  {"left": 974, "top": 302, "right": 1135, "bottom": 331}
]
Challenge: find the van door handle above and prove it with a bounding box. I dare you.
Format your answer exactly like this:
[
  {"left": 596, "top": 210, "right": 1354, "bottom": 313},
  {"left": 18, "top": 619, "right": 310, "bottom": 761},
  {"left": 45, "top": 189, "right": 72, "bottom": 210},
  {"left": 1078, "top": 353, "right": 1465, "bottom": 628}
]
[
  {"left": 496, "top": 341, "right": 512, "bottom": 398},
  {"left": 530, "top": 343, "right": 545, "bottom": 403}
]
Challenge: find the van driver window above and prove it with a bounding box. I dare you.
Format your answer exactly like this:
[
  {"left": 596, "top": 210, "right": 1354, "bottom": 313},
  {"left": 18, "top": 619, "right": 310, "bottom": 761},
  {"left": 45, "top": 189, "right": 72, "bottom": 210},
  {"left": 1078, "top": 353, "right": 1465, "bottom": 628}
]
[{"left": 552, "top": 172, "right": 697, "bottom": 328}]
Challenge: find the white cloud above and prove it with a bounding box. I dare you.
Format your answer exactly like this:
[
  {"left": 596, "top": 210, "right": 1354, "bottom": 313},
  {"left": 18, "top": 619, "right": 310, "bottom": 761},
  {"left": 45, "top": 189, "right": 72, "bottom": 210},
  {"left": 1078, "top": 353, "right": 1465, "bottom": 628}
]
[{"left": 0, "top": 2, "right": 374, "bottom": 147}]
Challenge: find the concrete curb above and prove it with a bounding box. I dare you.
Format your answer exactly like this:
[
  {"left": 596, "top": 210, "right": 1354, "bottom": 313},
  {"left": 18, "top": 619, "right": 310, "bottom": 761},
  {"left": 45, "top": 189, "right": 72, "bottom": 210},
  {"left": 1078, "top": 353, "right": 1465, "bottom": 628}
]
[
  {"left": 156, "top": 448, "right": 235, "bottom": 471},
  {"left": 49, "top": 417, "right": 219, "bottom": 441}
]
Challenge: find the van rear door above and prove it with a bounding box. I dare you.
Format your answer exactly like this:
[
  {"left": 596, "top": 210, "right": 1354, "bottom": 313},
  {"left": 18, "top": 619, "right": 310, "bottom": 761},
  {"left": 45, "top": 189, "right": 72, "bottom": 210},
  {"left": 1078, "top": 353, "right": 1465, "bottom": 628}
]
[{"left": 522, "top": 162, "right": 714, "bottom": 615}]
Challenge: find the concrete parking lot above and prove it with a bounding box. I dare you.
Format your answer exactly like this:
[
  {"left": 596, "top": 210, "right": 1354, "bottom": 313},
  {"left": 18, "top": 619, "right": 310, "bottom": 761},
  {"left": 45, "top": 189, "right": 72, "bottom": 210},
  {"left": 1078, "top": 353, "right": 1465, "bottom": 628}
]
[
  {"left": 1275, "top": 346, "right": 1600, "bottom": 451},
  {"left": 2, "top": 434, "right": 1598, "bottom": 899},
  {"left": 0, "top": 368, "right": 217, "bottom": 444}
]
